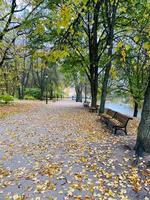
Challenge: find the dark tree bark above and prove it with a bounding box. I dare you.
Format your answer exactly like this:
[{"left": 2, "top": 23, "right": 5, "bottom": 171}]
[
  {"left": 49, "top": 81, "right": 54, "bottom": 100},
  {"left": 99, "top": 49, "right": 112, "bottom": 113},
  {"left": 18, "top": 85, "right": 24, "bottom": 99},
  {"left": 88, "top": 1, "right": 102, "bottom": 108},
  {"left": 90, "top": 79, "right": 98, "bottom": 107},
  {"left": 135, "top": 74, "right": 150, "bottom": 153},
  {"left": 84, "top": 84, "right": 87, "bottom": 103},
  {"left": 49, "top": 89, "right": 53, "bottom": 100},
  {"left": 40, "top": 86, "right": 44, "bottom": 100},
  {"left": 75, "top": 84, "right": 83, "bottom": 102},
  {"left": 133, "top": 101, "right": 138, "bottom": 117},
  {"left": 18, "top": 88, "right": 22, "bottom": 99}
]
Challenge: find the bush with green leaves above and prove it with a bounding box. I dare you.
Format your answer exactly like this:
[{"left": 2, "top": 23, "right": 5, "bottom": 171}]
[
  {"left": 24, "top": 95, "right": 35, "bottom": 100},
  {"left": 24, "top": 88, "right": 41, "bottom": 99},
  {"left": 0, "top": 94, "right": 14, "bottom": 104}
]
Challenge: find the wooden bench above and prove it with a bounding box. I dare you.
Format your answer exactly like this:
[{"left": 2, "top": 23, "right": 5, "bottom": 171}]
[
  {"left": 100, "top": 109, "right": 132, "bottom": 135},
  {"left": 89, "top": 105, "right": 99, "bottom": 113},
  {"left": 83, "top": 102, "right": 90, "bottom": 107},
  {"left": 100, "top": 109, "right": 116, "bottom": 124}
]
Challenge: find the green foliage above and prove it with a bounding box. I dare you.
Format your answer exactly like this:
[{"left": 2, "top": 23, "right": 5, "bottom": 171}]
[
  {"left": 24, "top": 88, "right": 41, "bottom": 99},
  {"left": 0, "top": 94, "right": 14, "bottom": 104},
  {"left": 55, "top": 88, "right": 63, "bottom": 97},
  {"left": 24, "top": 95, "right": 35, "bottom": 100}
]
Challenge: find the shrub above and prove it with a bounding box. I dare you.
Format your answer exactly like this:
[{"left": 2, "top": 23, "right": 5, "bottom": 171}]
[
  {"left": 0, "top": 94, "right": 14, "bottom": 104},
  {"left": 24, "top": 88, "right": 41, "bottom": 99},
  {"left": 24, "top": 95, "right": 35, "bottom": 100}
]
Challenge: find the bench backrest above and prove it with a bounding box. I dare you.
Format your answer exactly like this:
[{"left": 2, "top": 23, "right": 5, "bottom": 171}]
[
  {"left": 106, "top": 109, "right": 116, "bottom": 118},
  {"left": 115, "top": 112, "right": 131, "bottom": 126}
]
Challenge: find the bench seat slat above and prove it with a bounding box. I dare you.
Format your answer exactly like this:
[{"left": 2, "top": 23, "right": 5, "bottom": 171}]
[{"left": 100, "top": 109, "right": 116, "bottom": 123}]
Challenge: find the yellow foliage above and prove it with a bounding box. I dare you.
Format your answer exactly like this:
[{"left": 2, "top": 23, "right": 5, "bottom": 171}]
[
  {"left": 48, "top": 49, "right": 69, "bottom": 62},
  {"left": 80, "top": 156, "right": 88, "bottom": 162},
  {"left": 12, "top": 194, "right": 25, "bottom": 200},
  {"left": 121, "top": 49, "right": 126, "bottom": 62},
  {"left": 57, "top": 5, "right": 72, "bottom": 29},
  {"left": 110, "top": 67, "right": 117, "bottom": 78},
  {"left": 35, "top": 23, "right": 45, "bottom": 35},
  {"left": 74, "top": 0, "right": 88, "bottom": 5},
  {"left": 125, "top": 44, "right": 131, "bottom": 51},
  {"left": 134, "top": 36, "right": 139, "bottom": 43},
  {"left": 143, "top": 42, "right": 150, "bottom": 50},
  {"left": 127, "top": 167, "right": 142, "bottom": 193},
  {"left": 117, "top": 41, "right": 123, "bottom": 48}
]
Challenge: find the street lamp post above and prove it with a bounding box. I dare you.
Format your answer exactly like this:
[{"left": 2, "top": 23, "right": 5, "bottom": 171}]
[{"left": 45, "top": 75, "right": 48, "bottom": 104}]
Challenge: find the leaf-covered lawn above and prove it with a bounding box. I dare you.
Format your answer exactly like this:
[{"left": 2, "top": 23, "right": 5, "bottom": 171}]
[
  {"left": 0, "top": 101, "right": 40, "bottom": 119},
  {"left": 0, "top": 100, "right": 149, "bottom": 200}
]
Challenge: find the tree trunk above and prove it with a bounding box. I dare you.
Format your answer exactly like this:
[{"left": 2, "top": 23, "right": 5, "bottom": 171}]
[
  {"left": 133, "top": 101, "right": 138, "bottom": 117},
  {"left": 40, "top": 86, "right": 44, "bottom": 100},
  {"left": 99, "top": 32, "right": 114, "bottom": 114},
  {"left": 75, "top": 84, "right": 82, "bottom": 102},
  {"left": 99, "top": 0, "right": 117, "bottom": 114},
  {"left": 84, "top": 84, "right": 87, "bottom": 103},
  {"left": 91, "top": 80, "right": 98, "bottom": 107},
  {"left": 99, "top": 64, "right": 111, "bottom": 113},
  {"left": 18, "top": 88, "right": 22, "bottom": 99},
  {"left": 50, "top": 89, "right": 53, "bottom": 100},
  {"left": 87, "top": 1, "right": 101, "bottom": 109},
  {"left": 22, "top": 84, "right": 25, "bottom": 99},
  {"left": 18, "top": 85, "right": 24, "bottom": 99},
  {"left": 135, "top": 75, "right": 150, "bottom": 153}
]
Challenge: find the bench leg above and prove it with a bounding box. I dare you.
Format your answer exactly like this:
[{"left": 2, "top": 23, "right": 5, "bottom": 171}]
[
  {"left": 104, "top": 119, "right": 108, "bottom": 125},
  {"left": 114, "top": 127, "right": 124, "bottom": 135},
  {"left": 114, "top": 127, "right": 127, "bottom": 135},
  {"left": 114, "top": 127, "right": 117, "bottom": 135},
  {"left": 124, "top": 127, "right": 127, "bottom": 135}
]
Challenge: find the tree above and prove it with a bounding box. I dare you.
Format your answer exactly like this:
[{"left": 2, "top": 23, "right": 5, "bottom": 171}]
[
  {"left": 124, "top": 48, "right": 148, "bottom": 117},
  {"left": 69, "top": 0, "right": 107, "bottom": 107},
  {"left": 112, "top": 0, "right": 150, "bottom": 117},
  {"left": 99, "top": 0, "right": 119, "bottom": 113},
  {"left": 0, "top": 39, "right": 25, "bottom": 96},
  {"left": 84, "top": 0, "right": 105, "bottom": 107},
  {"left": 135, "top": 72, "right": 150, "bottom": 153},
  {"left": 0, "top": 0, "right": 45, "bottom": 69},
  {"left": 60, "top": 54, "right": 85, "bottom": 102}
]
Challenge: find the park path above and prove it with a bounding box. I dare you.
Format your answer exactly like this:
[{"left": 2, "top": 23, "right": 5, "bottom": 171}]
[{"left": 0, "top": 100, "right": 149, "bottom": 200}]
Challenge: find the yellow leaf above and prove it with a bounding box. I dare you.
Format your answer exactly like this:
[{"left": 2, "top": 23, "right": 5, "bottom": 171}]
[
  {"left": 80, "top": 156, "right": 88, "bottom": 162},
  {"left": 143, "top": 42, "right": 150, "bottom": 50},
  {"left": 134, "top": 36, "right": 139, "bottom": 43},
  {"left": 121, "top": 49, "right": 126, "bottom": 62},
  {"left": 117, "top": 41, "right": 123, "bottom": 48}
]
